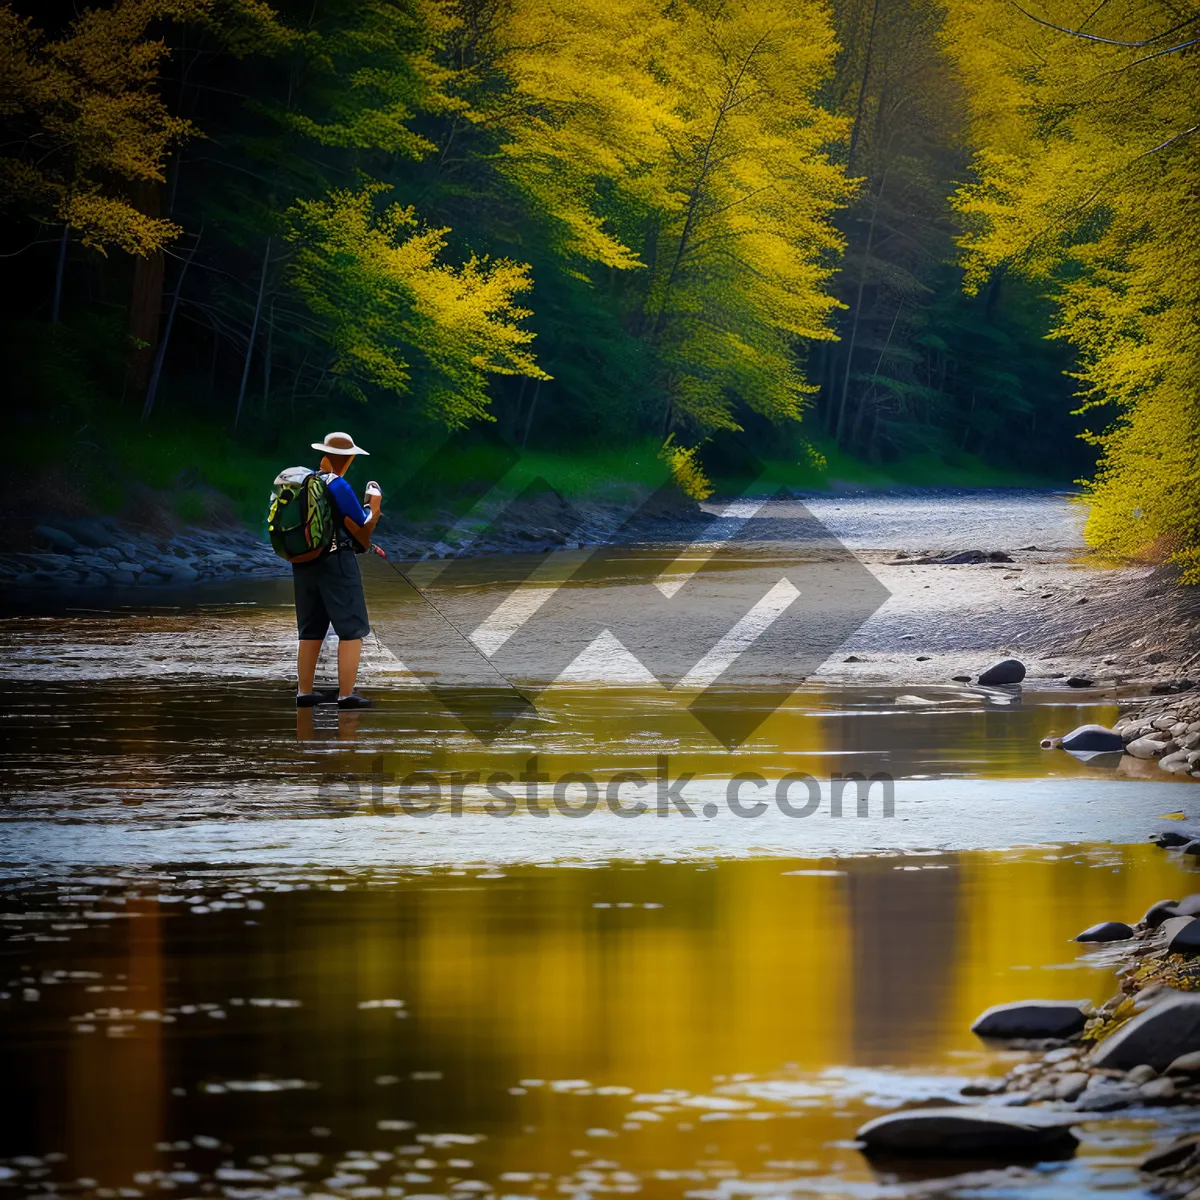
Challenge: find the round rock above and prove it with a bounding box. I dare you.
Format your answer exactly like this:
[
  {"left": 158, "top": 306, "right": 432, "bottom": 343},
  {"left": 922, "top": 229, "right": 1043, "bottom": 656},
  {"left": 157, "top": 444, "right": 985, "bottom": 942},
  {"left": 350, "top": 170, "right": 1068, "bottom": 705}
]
[
  {"left": 971, "top": 999, "right": 1088, "bottom": 1040},
  {"left": 1162, "top": 916, "right": 1200, "bottom": 952},
  {"left": 978, "top": 658, "right": 1026, "bottom": 686},
  {"left": 855, "top": 1106, "right": 1079, "bottom": 1159},
  {"left": 1090, "top": 989, "right": 1200, "bottom": 1071},
  {"left": 1127, "top": 737, "right": 1169, "bottom": 759},
  {"left": 1074, "top": 921, "right": 1134, "bottom": 943}
]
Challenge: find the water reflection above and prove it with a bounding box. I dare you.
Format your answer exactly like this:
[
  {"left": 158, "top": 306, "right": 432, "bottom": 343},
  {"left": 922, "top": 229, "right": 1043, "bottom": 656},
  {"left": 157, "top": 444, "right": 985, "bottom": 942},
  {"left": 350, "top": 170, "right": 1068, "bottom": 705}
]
[{"left": 2, "top": 846, "right": 1195, "bottom": 1198}]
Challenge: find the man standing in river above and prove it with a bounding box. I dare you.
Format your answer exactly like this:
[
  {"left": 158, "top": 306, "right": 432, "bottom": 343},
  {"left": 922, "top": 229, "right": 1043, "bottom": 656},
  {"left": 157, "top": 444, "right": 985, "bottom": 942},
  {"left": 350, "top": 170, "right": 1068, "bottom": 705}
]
[{"left": 294, "top": 431, "right": 382, "bottom": 709}]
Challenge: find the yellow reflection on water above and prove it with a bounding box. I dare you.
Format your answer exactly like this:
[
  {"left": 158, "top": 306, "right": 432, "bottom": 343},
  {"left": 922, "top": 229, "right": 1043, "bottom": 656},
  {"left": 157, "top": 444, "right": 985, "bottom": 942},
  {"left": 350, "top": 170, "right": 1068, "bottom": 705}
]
[{"left": 8, "top": 843, "right": 1193, "bottom": 1198}]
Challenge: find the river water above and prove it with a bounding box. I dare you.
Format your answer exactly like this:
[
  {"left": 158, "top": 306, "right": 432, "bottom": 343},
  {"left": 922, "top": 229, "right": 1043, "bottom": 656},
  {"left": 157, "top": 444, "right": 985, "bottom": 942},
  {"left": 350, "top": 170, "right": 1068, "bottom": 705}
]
[{"left": 2, "top": 491, "right": 1199, "bottom": 1199}]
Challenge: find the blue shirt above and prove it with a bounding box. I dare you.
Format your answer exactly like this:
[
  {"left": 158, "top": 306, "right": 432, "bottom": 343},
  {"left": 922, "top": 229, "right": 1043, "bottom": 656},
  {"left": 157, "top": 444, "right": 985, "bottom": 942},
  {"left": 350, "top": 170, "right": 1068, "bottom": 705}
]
[{"left": 323, "top": 472, "right": 369, "bottom": 548}]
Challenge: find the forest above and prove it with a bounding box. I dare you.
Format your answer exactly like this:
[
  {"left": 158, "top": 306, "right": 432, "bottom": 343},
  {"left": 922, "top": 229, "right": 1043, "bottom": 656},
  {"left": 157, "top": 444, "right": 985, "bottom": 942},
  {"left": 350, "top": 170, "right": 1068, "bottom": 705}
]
[{"left": 1, "top": 0, "right": 1196, "bottom": 575}]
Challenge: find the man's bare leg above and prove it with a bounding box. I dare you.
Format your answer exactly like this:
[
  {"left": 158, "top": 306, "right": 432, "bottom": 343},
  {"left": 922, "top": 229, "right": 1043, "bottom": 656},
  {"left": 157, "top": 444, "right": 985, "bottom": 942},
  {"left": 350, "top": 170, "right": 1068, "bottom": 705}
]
[
  {"left": 297, "top": 639, "right": 323, "bottom": 695},
  {"left": 337, "top": 637, "right": 362, "bottom": 700}
]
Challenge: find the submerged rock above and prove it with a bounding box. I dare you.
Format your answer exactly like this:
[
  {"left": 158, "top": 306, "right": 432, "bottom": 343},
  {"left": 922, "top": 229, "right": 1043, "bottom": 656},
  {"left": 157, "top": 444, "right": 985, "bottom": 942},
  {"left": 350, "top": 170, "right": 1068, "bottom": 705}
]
[
  {"left": 978, "top": 658, "right": 1026, "bottom": 686},
  {"left": 855, "top": 1106, "right": 1079, "bottom": 1159},
  {"left": 1090, "top": 990, "right": 1200, "bottom": 1071},
  {"left": 1074, "top": 921, "right": 1134, "bottom": 943},
  {"left": 971, "top": 999, "right": 1088, "bottom": 1040}
]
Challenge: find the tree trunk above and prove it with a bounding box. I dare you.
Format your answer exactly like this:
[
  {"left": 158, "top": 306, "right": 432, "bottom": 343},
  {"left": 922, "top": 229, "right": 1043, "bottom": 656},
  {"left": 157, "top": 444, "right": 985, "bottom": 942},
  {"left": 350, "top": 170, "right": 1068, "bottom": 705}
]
[
  {"left": 846, "top": 0, "right": 881, "bottom": 170},
  {"left": 208, "top": 325, "right": 220, "bottom": 401},
  {"left": 647, "top": 31, "right": 772, "bottom": 432},
  {"left": 235, "top": 238, "right": 271, "bottom": 428},
  {"left": 851, "top": 300, "right": 902, "bottom": 444},
  {"left": 141, "top": 228, "right": 202, "bottom": 422},
  {"left": 51, "top": 223, "right": 70, "bottom": 323},
  {"left": 521, "top": 380, "right": 542, "bottom": 448},
  {"left": 127, "top": 182, "right": 166, "bottom": 392},
  {"left": 834, "top": 172, "right": 887, "bottom": 445},
  {"left": 263, "top": 301, "right": 274, "bottom": 411}
]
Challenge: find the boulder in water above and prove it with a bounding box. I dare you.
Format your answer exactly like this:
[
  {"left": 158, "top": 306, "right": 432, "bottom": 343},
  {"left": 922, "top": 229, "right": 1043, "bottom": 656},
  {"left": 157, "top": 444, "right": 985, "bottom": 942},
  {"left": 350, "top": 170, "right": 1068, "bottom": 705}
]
[
  {"left": 1090, "top": 990, "right": 1200, "bottom": 1071},
  {"left": 978, "top": 658, "right": 1026, "bottom": 686},
  {"left": 1058, "top": 724, "right": 1125, "bottom": 753},
  {"left": 856, "top": 1106, "right": 1079, "bottom": 1159},
  {"left": 1074, "top": 921, "right": 1133, "bottom": 943},
  {"left": 971, "top": 999, "right": 1088, "bottom": 1040}
]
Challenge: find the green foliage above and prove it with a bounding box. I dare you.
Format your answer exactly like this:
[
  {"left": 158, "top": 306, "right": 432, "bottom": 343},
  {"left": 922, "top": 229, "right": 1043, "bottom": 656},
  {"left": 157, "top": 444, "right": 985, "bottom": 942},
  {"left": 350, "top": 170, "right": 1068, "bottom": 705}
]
[
  {"left": 286, "top": 183, "right": 548, "bottom": 426},
  {"left": 1, "top": 0, "right": 1137, "bottom": 519}
]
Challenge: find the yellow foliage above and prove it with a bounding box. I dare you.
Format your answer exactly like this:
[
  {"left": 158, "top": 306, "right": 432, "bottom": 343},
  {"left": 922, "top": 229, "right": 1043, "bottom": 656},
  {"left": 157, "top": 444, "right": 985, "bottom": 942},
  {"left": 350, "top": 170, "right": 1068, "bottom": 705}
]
[
  {"left": 460, "top": 0, "right": 680, "bottom": 268},
  {"left": 658, "top": 435, "right": 714, "bottom": 501},
  {"left": 286, "top": 184, "right": 549, "bottom": 427},
  {"left": 456, "top": 0, "right": 850, "bottom": 435},
  {"left": 642, "top": 0, "right": 851, "bottom": 434},
  {"left": 0, "top": 0, "right": 296, "bottom": 254},
  {"left": 0, "top": 0, "right": 196, "bottom": 254},
  {"left": 942, "top": 0, "right": 1200, "bottom": 579}
]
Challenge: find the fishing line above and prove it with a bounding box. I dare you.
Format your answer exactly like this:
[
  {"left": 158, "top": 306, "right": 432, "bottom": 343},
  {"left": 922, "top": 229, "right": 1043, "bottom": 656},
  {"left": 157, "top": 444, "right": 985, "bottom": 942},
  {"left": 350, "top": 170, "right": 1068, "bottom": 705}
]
[{"left": 371, "top": 546, "right": 534, "bottom": 702}]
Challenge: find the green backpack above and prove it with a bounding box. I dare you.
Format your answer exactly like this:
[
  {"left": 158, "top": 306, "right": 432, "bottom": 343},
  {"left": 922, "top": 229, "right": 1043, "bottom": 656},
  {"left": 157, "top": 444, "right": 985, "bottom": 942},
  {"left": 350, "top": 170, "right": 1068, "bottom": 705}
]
[{"left": 267, "top": 467, "right": 334, "bottom": 563}]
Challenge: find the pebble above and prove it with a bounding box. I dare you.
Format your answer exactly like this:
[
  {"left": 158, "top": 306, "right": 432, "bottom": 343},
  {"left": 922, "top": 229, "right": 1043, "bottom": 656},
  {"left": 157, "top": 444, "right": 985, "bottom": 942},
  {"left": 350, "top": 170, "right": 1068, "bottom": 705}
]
[
  {"left": 1075, "top": 1079, "right": 1138, "bottom": 1111},
  {"left": 1140, "top": 1077, "right": 1178, "bottom": 1102},
  {"left": 1052, "top": 1071, "right": 1090, "bottom": 1101},
  {"left": 1167, "top": 1052, "right": 1200, "bottom": 1076}
]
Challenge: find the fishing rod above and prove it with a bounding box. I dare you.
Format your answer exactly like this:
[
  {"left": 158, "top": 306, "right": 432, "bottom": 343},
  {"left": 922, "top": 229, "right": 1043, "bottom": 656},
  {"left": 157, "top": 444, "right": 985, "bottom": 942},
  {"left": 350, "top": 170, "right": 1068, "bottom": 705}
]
[{"left": 368, "top": 543, "right": 534, "bottom": 703}]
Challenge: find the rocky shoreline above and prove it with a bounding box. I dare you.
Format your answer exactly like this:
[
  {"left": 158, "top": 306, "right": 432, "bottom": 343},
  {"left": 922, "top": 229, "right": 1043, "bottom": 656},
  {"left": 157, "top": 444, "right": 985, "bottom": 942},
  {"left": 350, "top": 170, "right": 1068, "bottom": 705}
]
[
  {"left": 1114, "top": 692, "right": 1200, "bottom": 778},
  {"left": 0, "top": 488, "right": 702, "bottom": 594},
  {"left": 853, "top": 816, "right": 1200, "bottom": 1186}
]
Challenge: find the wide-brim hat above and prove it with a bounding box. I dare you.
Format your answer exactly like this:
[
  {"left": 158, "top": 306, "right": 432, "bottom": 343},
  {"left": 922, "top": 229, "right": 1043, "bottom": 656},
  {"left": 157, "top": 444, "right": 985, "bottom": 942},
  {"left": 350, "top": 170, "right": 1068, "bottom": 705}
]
[{"left": 312, "top": 431, "right": 369, "bottom": 456}]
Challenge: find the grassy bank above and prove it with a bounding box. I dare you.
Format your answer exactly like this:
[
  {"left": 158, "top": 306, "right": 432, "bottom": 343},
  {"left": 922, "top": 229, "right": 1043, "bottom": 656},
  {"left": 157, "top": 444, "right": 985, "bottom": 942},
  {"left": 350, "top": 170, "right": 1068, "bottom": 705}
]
[{"left": 20, "top": 400, "right": 1069, "bottom": 545}]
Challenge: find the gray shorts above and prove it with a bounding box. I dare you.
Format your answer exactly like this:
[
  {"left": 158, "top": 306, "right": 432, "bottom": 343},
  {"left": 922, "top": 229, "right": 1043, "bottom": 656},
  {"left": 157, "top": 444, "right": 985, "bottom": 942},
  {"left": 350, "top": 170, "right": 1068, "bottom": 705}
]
[{"left": 293, "top": 548, "right": 370, "bottom": 641}]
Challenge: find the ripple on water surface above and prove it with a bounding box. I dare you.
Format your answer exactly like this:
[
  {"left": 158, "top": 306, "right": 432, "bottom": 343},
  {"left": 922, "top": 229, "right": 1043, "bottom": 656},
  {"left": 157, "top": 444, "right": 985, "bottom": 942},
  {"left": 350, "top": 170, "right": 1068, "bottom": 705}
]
[{"left": 1, "top": 847, "right": 1196, "bottom": 1200}]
